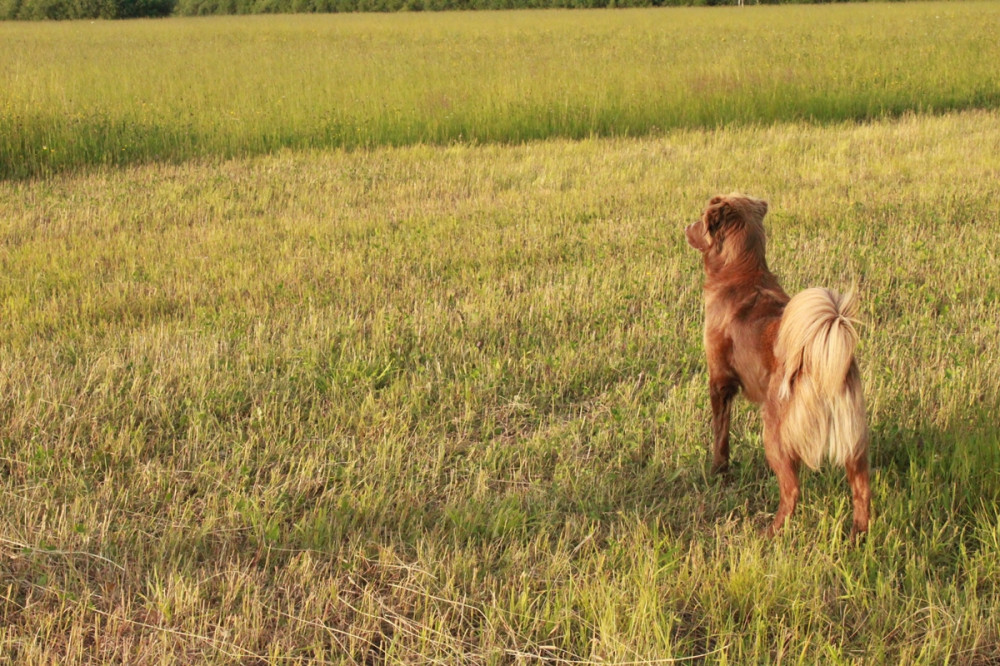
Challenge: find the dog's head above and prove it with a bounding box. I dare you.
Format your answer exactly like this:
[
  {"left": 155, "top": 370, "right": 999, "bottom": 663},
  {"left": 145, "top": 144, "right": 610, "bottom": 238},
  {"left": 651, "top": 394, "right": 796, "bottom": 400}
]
[{"left": 686, "top": 193, "right": 769, "bottom": 271}]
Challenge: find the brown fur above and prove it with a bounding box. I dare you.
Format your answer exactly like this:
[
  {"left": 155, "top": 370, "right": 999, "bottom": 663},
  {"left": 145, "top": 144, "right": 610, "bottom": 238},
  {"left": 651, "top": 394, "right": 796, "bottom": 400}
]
[{"left": 686, "top": 193, "right": 871, "bottom": 537}]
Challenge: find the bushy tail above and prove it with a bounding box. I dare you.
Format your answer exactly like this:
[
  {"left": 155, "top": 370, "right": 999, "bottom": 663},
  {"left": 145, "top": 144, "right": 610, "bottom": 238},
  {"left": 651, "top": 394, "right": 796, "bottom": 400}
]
[{"left": 775, "top": 288, "right": 867, "bottom": 470}]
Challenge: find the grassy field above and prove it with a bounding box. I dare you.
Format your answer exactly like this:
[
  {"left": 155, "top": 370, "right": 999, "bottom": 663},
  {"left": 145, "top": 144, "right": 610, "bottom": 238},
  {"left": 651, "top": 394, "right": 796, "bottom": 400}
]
[
  {"left": 2, "top": 107, "right": 1000, "bottom": 661},
  {"left": 3, "top": 2, "right": 1000, "bottom": 180},
  {"left": 3, "top": 3, "right": 1000, "bottom": 664}
]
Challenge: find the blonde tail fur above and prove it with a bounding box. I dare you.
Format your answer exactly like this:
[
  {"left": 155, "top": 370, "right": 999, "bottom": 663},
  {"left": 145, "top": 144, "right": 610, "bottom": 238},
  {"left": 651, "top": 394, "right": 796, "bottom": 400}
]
[{"left": 775, "top": 287, "right": 867, "bottom": 470}]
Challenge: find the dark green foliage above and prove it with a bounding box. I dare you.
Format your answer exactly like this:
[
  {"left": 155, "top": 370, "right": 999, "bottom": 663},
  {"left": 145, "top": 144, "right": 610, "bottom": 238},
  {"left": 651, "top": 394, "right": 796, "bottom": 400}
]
[
  {"left": 1, "top": 0, "right": 883, "bottom": 19},
  {"left": 0, "top": 0, "right": 173, "bottom": 18}
]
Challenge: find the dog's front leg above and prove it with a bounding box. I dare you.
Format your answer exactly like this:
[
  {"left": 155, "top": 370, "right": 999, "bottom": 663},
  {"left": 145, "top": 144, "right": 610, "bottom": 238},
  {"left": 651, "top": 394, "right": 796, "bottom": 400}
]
[{"left": 709, "top": 378, "right": 739, "bottom": 474}]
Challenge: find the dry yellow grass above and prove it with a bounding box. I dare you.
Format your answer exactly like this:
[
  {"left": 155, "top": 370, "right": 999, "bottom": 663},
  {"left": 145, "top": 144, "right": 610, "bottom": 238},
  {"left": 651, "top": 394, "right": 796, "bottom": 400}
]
[{"left": 1, "top": 109, "right": 998, "bottom": 662}]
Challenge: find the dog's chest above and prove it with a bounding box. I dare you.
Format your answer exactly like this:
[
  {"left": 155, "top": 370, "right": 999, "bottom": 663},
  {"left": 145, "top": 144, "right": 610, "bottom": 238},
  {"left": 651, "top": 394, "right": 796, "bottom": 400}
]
[
  {"left": 730, "top": 338, "right": 771, "bottom": 403},
  {"left": 704, "top": 297, "right": 777, "bottom": 404}
]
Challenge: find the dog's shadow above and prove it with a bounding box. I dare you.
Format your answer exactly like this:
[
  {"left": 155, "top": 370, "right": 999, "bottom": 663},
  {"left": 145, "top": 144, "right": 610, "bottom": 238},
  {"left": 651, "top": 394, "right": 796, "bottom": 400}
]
[
  {"left": 866, "top": 408, "right": 1000, "bottom": 532},
  {"left": 666, "top": 397, "right": 1000, "bottom": 544},
  {"left": 759, "top": 405, "right": 998, "bottom": 540}
]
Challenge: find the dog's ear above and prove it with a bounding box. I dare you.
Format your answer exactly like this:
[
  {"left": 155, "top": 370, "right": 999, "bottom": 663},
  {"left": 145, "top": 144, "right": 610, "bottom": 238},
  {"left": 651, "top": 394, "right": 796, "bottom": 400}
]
[
  {"left": 706, "top": 201, "right": 730, "bottom": 235},
  {"left": 686, "top": 199, "right": 730, "bottom": 253},
  {"left": 751, "top": 198, "right": 769, "bottom": 219}
]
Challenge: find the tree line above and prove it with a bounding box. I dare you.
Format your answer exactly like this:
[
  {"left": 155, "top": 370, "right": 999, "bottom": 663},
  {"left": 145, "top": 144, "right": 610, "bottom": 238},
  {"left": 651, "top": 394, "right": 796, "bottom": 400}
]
[{"left": 1, "top": 0, "right": 885, "bottom": 20}]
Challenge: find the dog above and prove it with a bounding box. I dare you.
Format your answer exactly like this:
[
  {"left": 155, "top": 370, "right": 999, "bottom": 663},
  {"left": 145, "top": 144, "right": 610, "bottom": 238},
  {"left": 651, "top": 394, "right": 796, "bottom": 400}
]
[{"left": 685, "top": 193, "right": 870, "bottom": 537}]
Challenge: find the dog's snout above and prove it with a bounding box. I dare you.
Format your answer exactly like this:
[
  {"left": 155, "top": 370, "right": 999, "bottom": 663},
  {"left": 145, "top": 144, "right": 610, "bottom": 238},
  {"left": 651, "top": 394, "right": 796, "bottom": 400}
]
[{"left": 684, "top": 220, "right": 704, "bottom": 250}]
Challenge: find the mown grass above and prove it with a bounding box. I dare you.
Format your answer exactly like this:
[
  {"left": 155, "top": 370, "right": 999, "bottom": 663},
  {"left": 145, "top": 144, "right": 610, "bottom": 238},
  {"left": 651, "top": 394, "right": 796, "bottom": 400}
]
[
  {"left": 1, "top": 107, "right": 999, "bottom": 662},
  {"left": 3, "top": 2, "right": 1000, "bottom": 180}
]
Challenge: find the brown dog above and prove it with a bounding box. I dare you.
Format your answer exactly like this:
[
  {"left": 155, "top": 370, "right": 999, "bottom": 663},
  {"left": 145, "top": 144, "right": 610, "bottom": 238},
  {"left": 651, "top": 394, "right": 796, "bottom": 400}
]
[{"left": 685, "top": 193, "right": 870, "bottom": 537}]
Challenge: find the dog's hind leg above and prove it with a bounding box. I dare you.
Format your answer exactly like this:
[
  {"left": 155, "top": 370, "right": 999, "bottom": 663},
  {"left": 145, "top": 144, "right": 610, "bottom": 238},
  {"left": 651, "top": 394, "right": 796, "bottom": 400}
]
[
  {"left": 845, "top": 451, "right": 871, "bottom": 539},
  {"left": 709, "top": 377, "right": 739, "bottom": 474},
  {"left": 763, "top": 409, "right": 800, "bottom": 536}
]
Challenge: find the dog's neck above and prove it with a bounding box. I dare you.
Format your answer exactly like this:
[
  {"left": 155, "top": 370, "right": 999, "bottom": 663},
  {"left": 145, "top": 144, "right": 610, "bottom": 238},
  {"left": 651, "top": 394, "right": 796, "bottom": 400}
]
[{"left": 702, "top": 251, "right": 775, "bottom": 287}]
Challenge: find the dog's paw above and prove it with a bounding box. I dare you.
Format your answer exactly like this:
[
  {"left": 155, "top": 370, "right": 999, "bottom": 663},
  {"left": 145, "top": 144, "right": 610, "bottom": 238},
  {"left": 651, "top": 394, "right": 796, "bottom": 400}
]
[
  {"left": 710, "top": 460, "right": 730, "bottom": 476},
  {"left": 849, "top": 525, "right": 868, "bottom": 546}
]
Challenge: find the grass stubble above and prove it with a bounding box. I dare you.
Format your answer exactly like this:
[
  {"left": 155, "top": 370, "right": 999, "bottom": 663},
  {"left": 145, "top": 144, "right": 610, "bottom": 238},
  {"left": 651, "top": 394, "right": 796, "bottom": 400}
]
[
  {"left": 1, "top": 108, "right": 999, "bottom": 662},
  {"left": 2, "top": 2, "right": 1000, "bottom": 663}
]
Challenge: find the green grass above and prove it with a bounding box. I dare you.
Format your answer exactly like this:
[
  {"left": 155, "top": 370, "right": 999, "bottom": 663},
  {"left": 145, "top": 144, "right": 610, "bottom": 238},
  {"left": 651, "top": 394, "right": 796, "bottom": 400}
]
[
  {"left": 3, "top": 2, "right": 1000, "bottom": 180},
  {"left": 1, "top": 106, "right": 999, "bottom": 662}
]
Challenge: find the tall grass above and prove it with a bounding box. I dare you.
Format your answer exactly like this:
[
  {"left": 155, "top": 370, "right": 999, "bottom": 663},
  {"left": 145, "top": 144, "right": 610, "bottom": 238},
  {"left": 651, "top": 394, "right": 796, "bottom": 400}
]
[
  {"left": 1, "top": 109, "right": 999, "bottom": 662},
  {"left": 3, "top": 2, "right": 1000, "bottom": 179}
]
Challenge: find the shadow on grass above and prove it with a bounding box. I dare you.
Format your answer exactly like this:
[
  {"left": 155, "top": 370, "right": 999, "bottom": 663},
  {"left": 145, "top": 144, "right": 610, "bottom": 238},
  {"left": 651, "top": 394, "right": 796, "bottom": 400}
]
[{"left": 867, "top": 405, "right": 1000, "bottom": 548}]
